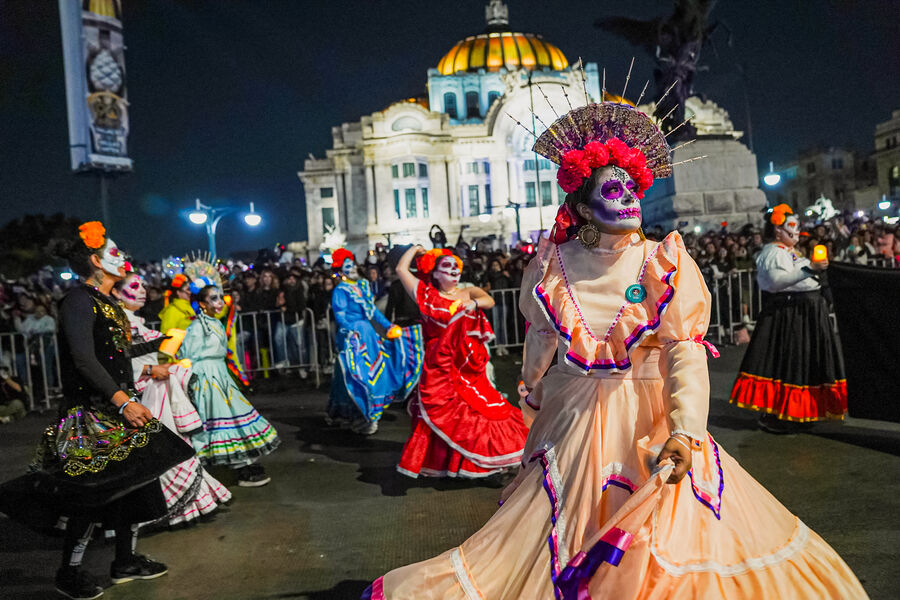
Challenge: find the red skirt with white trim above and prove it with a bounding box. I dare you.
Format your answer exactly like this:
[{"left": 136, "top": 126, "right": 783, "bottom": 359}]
[
  {"left": 730, "top": 290, "right": 847, "bottom": 421},
  {"left": 396, "top": 310, "right": 527, "bottom": 479}
]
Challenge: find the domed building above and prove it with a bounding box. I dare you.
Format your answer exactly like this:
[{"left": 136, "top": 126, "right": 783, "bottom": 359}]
[{"left": 298, "top": 1, "right": 601, "bottom": 254}]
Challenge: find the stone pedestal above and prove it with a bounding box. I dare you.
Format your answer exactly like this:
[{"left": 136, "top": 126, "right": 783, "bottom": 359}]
[{"left": 641, "top": 137, "right": 768, "bottom": 232}]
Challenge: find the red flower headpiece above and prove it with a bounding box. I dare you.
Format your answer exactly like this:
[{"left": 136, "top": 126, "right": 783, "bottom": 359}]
[
  {"left": 78, "top": 221, "right": 106, "bottom": 250},
  {"left": 170, "top": 273, "right": 189, "bottom": 290},
  {"left": 556, "top": 137, "right": 654, "bottom": 199},
  {"left": 416, "top": 248, "right": 462, "bottom": 277},
  {"left": 331, "top": 248, "right": 355, "bottom": 270}
]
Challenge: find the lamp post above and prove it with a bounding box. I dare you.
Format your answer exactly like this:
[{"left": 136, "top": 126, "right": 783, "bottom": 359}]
[
  {"left": 188, "top": 199, "right": 262, "bottom": 258},
  {"left": 762, "top": 161, "right": 781, "bottom": 187}
]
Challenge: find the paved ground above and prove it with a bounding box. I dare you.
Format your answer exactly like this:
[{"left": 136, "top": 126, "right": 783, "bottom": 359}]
[{"left": 1, "top": 346, "right": 899, "bottom": 599}]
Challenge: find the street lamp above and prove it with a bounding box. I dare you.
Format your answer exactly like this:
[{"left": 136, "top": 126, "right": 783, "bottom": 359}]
[
  {"left": 484, "top": 201, "right": 524, "bottom": 244},
  {"left": 762, "top": 161, "right": 781, "bottom": 187},
  {"left": 186, "top": 199, "right": 262, "bottom": 258},
  {"left": 878, "top": 198, "right": 891, "bottom": 211}
]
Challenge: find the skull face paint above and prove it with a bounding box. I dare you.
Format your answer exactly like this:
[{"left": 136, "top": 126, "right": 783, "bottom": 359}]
[
  {"left": 341, "top": 259, "right": 359, "bottom": 281},
  {"left": 586, "top": 166, "right": 642, "bottom": 234},
  {"left": 201, "top": 287, "right": 225, "bottom": 316},
  {"left": 432, "top": 256, "right": 461, "bottom": 292},
  {"left": 775, "top": 215, "right": 801, "bottom": 247},
  {"left": 118, "top": 274, "right": 146, "bottom": 309},
  {"left": 99, "top": 238, "right": 126, "bottom": 277}
]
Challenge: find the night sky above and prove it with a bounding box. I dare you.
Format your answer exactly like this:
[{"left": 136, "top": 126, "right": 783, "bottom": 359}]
[{"left": 1, "top": 0, "right": 897, "bottom": 261}]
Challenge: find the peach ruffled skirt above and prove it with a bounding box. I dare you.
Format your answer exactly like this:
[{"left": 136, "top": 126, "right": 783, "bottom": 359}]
[{"left": 369, "top": 359, "right": 868, "bottom": 599}]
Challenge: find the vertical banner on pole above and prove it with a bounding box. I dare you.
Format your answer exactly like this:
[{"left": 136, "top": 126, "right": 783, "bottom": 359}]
[{"left": 59, "top": 0, "right": 133, "bottom": 172}]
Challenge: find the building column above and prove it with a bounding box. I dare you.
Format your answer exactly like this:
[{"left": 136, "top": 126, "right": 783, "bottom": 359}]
[{"left": 365, "top": 164, "right": 377, "bottom": 226}]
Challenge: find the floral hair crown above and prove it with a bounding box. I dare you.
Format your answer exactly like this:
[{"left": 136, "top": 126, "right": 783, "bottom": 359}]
[
  {"left": 557, "top": 137, "right": 654, "bottom": 198},
  {"left": 769, "top": 203, "right": 794, "bottom": 226},
  {"left": 78, "top": 221, "right": 106, "bottom": 250},
  {"left": 417, "top": 248, "right": 462, "bottom": 276}
]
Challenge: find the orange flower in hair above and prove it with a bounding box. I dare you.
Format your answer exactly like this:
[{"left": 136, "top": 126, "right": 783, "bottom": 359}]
[
  {"left": 78, "top": 221, "right": 106, "bottom": 249},
  {"left": 171, "top": 273, "right": 189, "bottom": 290},
  {"left": 417, "top": 248, "right": 462, "bottom": 275},
  {"left": 769, "top": 203, "right": 794, "bottom": 226}
]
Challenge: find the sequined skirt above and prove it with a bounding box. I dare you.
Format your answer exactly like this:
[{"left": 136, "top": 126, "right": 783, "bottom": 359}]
[{"left": 0, "top": 406, "right": 194, "bottom": 530}]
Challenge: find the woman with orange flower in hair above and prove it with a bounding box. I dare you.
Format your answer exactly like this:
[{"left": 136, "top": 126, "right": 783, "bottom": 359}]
[
  {"left": 0, "top": 222, "right": 193, "bottom": 599},
  {"left": 328, "top": 248, "right": 423, "bottom": 435},
  {"left": 729, "top": 204, "right": 845, "bottom": 433},
  {"left": 393, "top": 245, "right": 528, "bottom": 479}
]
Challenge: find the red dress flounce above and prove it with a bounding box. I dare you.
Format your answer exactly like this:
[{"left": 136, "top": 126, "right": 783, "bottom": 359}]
[{"left": 396, "top": 282, "right": 528, "bottom": 478}]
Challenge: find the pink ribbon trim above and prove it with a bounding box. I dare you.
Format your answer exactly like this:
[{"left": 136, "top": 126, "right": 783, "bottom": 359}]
[{"left": 599, "top": 527, "right": 634, "bottom": 551}]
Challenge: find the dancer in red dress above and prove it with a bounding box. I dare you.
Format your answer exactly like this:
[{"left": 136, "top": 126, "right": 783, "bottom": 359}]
[{"left": 394, "top": 246, "right": 528, "bottom": 478}]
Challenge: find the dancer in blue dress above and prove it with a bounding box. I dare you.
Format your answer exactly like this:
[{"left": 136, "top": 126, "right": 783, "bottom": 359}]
[{"left": 328, "top": 248, "right": 423, "bottom": 434}]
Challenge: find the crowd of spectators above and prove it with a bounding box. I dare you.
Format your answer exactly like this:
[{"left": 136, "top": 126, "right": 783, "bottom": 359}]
[{"left": 0, "top": 210, "right": 896, "bottom": 419}]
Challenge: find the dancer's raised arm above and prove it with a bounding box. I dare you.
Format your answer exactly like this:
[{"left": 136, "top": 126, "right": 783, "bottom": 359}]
[{"left": 395, "top": 244, "right": 426, "bottom": 301}]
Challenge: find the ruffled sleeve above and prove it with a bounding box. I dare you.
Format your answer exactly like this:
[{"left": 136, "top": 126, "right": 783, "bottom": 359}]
[
  {"left": 518, "top": 250, "right": 558, "bottom": 391},
  {"left": 653, "top": 232, "right": 713, "bottom": 444}
]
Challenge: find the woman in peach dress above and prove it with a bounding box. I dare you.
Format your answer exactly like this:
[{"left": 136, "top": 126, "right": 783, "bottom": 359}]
[{"left": 363, "top": 101, "right": 867, "bottom": 599}]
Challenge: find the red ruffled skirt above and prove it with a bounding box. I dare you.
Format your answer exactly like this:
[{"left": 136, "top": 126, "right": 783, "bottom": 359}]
[{"left": 397, "top": 321, "right": 527, "bottom": 478}]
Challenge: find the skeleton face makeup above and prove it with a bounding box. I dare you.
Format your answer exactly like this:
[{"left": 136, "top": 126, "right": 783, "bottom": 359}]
[
  {"left": 99, "top": 238, "right": 126, "bottom": 277},
  {"left": 584, "top": 166, "right": 641, "bottom": 234},
  {"left": 432, "top": 256, "right": 461, "bottom": 292},
  {"left": 341, "top": 259, "right": 359, "bottom": 281},
  {"left": 118, "top": 274, "right": 146, "bottom": 309},
  {"left": 776, "top": 216, "right": 801, "bottom": 247},
  {"left": 201, "top": 287, "right": 225, "bottom": 316}
]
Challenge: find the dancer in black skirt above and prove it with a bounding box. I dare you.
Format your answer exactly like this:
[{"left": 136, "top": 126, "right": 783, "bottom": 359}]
[
  {"left": 0, "top": 222, "right": 193, "bottom": 599},
  {"left": 729, "top": 205, "right": 846, "bottom": 433}
]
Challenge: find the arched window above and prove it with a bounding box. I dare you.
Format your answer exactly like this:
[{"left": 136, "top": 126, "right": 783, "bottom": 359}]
[
  {"left": 443, "top": 93, "right": 458, "bottom": 119},
  {"left": 465, "top": 92, "right": 480, "bottom": 118},
  {"left": 487, "top": 91, "right": 500, "bottom": 107}
]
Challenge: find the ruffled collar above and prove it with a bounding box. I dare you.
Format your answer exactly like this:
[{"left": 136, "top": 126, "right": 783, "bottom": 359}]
[{"left": 533, "top": 232, "right": 683, "bottom": 373}]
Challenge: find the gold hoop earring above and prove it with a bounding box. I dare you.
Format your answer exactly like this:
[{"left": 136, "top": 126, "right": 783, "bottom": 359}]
[{"left": 577, "top": 223, "right": 601, "bottom": 249}]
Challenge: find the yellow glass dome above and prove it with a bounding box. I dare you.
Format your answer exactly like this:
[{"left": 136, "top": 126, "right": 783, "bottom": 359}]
[{"left": 436, "top": 32, "right": 568, "bottom": 75}]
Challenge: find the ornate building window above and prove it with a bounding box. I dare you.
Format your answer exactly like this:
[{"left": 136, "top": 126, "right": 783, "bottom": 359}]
[
  {"left": 465, "top": 91, "right": 480, "bottom": 118},
  {"left": 391, "top": 159, "right": 430, "bottom": 220},
  {"left": 444, "top": 92, "right": 458, "bottom": 119},
  {"left": 405, "top": 188, "right": 417, "bottom": 217},
  {"left": 487, "top": 91, "right": 500, "bottom": 107},
  {"left": 468, "top": 185, "right": 480, "bottom": 215},
  {"left": 321, "top": 207, "right": 335, "bottom": 233}
]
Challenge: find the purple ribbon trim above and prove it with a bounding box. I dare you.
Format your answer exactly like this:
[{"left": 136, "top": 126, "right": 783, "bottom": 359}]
[{"left": 557, "top": 527, "right": 633, "bottom": 600}]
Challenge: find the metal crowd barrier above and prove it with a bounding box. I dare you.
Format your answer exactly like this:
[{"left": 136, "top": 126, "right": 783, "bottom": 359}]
[
  {"left": 866, "top": 257, "right": 899, "bottom": 268},
  {"left": 231, "top": 307, "right": 323, "bottom": 387},
  {"left": 15, "top": 257, "right": 899, "bottom": 415},
  {"left": 0, "top": 331, "right": 60, "bottom": 412}
]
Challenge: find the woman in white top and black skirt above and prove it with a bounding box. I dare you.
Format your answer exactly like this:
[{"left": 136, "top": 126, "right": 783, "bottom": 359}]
[{"left": 729, "top": 204, "right": 846, "bottom": 433}]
